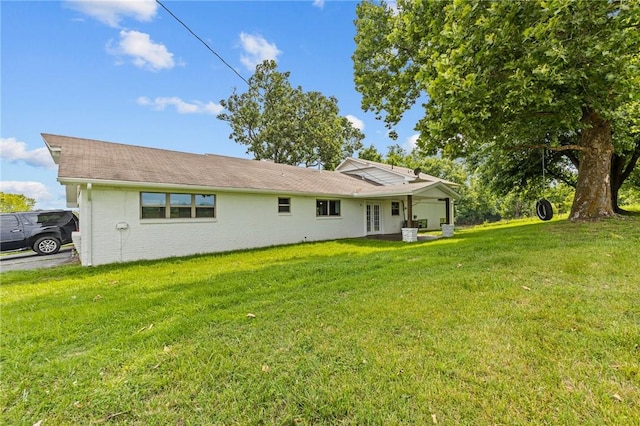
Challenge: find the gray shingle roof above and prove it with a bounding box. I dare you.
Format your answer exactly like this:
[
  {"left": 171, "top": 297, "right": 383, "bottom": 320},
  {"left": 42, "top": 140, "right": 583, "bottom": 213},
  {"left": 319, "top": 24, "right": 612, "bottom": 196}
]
[{"left": 42, "top": 134, "right": 382, "bottom": 196}]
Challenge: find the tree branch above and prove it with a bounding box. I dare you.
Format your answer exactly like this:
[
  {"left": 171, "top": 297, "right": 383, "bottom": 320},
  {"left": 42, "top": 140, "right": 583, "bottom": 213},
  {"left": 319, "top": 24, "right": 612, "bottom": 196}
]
[
  {"left": 510, "top": 144, "right": 588, "bottom": 152},
  {"left": 620, "top": 141, "right": 640, "bottom": 182},
  {"left": 563, "top": 150, "right": 580, "bottom": 168}
]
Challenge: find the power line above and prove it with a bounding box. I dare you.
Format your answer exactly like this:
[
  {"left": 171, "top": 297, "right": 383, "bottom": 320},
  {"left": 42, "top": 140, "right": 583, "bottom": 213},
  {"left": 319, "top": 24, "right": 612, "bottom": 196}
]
[{"left": 155, "top": 0, "right": 249, "bottom": 86}]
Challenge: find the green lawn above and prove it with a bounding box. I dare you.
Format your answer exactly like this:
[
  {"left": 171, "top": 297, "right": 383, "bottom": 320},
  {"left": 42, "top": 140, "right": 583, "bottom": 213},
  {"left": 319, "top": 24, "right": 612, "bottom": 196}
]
[{"left": 1, "top": 215, "right": 639, "bottom": 425}]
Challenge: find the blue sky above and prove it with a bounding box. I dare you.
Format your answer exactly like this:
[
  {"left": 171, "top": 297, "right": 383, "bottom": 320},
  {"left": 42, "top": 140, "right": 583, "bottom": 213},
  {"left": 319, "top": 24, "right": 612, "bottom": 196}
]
[{"left": 1, "top": 0, "right": 418, "bottom": 209}]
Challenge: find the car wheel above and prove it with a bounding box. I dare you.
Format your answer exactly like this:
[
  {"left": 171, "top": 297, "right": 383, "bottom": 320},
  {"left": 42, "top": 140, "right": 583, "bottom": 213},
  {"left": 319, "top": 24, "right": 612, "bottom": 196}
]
[{"left": 33, "top": 236, "right": 61, "bottom": 255}]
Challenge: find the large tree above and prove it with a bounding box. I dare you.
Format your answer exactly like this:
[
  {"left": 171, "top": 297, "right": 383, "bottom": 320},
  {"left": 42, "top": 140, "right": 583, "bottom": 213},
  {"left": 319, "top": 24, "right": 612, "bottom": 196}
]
[
  {"left": 353, "top": 0, "right": 640, "bottom": 220},
  {"left": 218, "top": 60, "right": 364, "bottom": 170},
  {"left": 473, "top": 129, "right": 640, "bottom": 213},
  {"left": 0, "top": 192, "right": 36, "bottom": 212}
]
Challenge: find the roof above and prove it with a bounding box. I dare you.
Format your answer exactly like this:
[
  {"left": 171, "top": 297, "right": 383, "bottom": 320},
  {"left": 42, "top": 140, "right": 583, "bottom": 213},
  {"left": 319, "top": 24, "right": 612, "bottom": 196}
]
[
  {"left": 336, "top": 157, "right": 461, "bottom": 187},
  {"left": 42, "top": 134, "right": 380, "bottom": 196},
  {"left": 42, "top": 134, "right": 460, "bottom": 199},
  {"left": 353, "top": 181, "right": 460, "bottom": 199}
]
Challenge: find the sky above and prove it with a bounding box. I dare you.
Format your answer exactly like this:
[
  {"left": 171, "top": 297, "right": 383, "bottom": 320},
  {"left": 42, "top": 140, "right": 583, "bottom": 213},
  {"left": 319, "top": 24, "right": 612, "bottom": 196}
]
[{"left": 1, "top": 0, "right": 420, "bottom": 210}]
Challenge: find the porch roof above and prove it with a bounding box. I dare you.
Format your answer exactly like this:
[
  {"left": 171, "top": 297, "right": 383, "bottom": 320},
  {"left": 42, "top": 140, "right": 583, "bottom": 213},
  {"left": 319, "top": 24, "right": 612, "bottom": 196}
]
[{"left": 353, "top": 181, "right": 460, "bottom": 200}]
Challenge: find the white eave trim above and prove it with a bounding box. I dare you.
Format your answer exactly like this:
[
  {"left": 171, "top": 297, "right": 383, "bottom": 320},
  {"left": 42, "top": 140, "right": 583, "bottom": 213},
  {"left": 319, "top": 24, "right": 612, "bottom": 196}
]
[{"left": 56, "top": 177, "right": 360, "bottom": 198}]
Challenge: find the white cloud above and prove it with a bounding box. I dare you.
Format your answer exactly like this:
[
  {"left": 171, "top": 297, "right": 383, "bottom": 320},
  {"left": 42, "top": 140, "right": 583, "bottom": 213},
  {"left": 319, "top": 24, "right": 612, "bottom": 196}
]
[
  {"left": 313, "top": 0, "right": 325, "bottom": 9},
  {"left": 65, "top": 0, "right": 157, "bottom": 28},
  {"left": 107, "top": 30, "right": 175, "bottom": 71},
  {"left": 0, "top": 138, "right": 56, "bottom": 169},
  {"left": 0, "top": 181, "right": 55, "bottom": 208},
  {"left": 238, "top": 33, "right": 282, "bottom": 71},
  {"left": 404, "top": 134, "right": 419, "bottom": 152},
  {"left": 345, "top": 115, "right": 365, "bottom": 131},
  {"left": 137, "top": 96, "right": 224, "bottom": 115}
]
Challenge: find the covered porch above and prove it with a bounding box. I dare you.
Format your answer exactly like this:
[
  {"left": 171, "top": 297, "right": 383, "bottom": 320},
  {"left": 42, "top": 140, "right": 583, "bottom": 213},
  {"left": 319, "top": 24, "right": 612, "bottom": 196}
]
[{"left": 354, "top": 181, "right": 460, "bottom": 237}]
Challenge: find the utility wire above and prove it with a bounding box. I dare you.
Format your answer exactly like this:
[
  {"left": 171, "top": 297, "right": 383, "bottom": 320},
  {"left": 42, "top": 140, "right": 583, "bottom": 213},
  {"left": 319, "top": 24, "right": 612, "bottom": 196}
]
[{"left": 155, "top": 0, "right": 250, "bottom": 86}]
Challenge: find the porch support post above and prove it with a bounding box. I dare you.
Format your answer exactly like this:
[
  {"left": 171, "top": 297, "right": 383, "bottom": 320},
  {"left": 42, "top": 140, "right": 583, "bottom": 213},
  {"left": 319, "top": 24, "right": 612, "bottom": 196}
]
[
  {"left": 445, "top": 198, "right": 451, "bottom": 225},
  {"left": 407, "top": 194, "right": 413, "bottom": 227}
]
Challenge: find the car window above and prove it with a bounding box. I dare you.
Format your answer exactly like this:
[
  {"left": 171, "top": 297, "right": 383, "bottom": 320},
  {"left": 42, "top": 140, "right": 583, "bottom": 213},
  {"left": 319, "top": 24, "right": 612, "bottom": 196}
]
[
  {"left": 21, "top": 213, "right": 36, "bottom": 225},
  {"left": 1, "top": 215, "right": 19, "bottom": 227},
  {"left": 40, "top": 212, "right": 65, "bottom": 225},
  {"left": 21, "top": 212, "right": 66, "bottom": 225}
]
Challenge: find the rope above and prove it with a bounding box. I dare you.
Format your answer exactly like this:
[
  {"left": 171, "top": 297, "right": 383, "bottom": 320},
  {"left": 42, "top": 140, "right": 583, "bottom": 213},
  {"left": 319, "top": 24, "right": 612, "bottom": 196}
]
[{"left": 541, "top": 148, "right": 546, "bottom": 197}]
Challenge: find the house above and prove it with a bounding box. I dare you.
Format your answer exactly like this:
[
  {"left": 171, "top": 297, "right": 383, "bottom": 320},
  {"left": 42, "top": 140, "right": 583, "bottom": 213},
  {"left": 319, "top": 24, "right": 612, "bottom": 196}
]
[
  {"left": 335, "top": 157, "right": 460, "bottom": 229},
  {"left": 42, "top": 134, "right": 460, "bottom": 266}
]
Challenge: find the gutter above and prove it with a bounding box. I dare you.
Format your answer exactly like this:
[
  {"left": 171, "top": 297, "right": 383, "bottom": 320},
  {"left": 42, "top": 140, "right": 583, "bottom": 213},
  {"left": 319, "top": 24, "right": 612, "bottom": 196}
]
[{"left": 57, "top": 177, "right": 371, "bottom": 199}]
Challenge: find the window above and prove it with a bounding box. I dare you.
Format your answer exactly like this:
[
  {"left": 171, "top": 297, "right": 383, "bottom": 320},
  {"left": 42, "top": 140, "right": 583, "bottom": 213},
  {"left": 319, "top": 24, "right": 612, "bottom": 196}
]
[
  {"left": 141, "top": 192, "right": 215, "bottom": 219},
  {"left": 1, "top": 215, "right": 19, "bottom": 228},
  {"left": 23, "top": 212, "right": 66, "bottom": 225},
  {"left": 391, "top": 201, "right": 400, "bottom": 216},
  {"left": 170, "top": 193, "right": 192, "bottom": 218},
  {"left": 316, "top": 199, "right": 340, "bottom": 217},
  {"left": 195, "top": 195, "right": 215, "bottom": 218},
  {"left": 141, "top": 192, "right": 167, "bottom": 219},
  {"left": 278, "top": 197, "right": 291, "bottom": 213}
]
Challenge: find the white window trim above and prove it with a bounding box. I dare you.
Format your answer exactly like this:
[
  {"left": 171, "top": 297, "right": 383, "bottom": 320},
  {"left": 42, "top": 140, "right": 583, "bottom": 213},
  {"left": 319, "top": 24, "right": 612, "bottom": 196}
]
[{"left": 316, "top": 199, "right": 341, "bottom": 217}]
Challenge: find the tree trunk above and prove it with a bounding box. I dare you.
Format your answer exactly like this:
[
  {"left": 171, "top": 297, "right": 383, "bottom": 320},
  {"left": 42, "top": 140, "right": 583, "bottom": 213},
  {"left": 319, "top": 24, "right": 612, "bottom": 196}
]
[
  {"left": 569, "top": 109, "right": 616, "bottom": 220},
  {"left": 611, "top": 154, "right": 625, "bottom": 213},
  {"left": 611, "top": 144, "right": 640, "bottom": 213}
]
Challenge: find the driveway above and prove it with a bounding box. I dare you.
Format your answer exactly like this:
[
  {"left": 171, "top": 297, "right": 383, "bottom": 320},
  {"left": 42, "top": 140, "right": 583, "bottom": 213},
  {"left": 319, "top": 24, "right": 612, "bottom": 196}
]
[{"left": 0, "top": 247, "right": 77, "bottom": 272}]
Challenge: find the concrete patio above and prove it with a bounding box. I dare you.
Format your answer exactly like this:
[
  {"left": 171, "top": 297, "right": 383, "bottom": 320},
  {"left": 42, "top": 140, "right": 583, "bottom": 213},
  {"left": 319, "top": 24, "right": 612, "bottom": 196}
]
[{"left": 364, "top": 233, "right": 441, "bottom": 242}]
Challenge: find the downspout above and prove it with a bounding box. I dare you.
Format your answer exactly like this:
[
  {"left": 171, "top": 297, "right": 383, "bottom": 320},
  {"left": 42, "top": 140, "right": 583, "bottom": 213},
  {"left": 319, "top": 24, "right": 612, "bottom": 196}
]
[
  {"left": 450, "top": 199, "right": 455, "bottom": 226},
  {"left": 86, "top": 183, "right": 93, "bottom": 266}
]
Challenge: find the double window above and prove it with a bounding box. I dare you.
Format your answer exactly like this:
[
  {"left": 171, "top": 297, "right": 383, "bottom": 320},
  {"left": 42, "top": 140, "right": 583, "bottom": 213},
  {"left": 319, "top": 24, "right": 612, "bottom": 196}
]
[
  {"left": 141, "top": 192, "right": 215, "bottom": 219},
  {"left": 316, "top": 199, "right": 341, "bottom": 217}
]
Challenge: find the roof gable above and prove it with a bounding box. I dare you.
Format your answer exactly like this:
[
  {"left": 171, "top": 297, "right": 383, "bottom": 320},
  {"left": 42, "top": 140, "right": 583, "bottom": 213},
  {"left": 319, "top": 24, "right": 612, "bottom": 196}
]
[{"left": 336, "top": 157, "right": 460, "bottom": 187}]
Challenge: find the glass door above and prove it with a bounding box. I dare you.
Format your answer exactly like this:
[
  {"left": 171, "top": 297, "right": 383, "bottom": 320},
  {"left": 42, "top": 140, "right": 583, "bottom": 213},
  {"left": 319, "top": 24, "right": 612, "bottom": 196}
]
[{"left": 366, "top": 203, "right": 381, "bottom": 234}]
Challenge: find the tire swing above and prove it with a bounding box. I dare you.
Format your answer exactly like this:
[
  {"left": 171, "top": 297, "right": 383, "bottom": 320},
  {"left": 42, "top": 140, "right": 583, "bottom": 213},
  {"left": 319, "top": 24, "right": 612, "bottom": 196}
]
[
  {"left": 536, "top": 198, "right": 553, "bottom": 221},
  {"left": 536, "top": 148, "right": 554, "bottom": 221}
]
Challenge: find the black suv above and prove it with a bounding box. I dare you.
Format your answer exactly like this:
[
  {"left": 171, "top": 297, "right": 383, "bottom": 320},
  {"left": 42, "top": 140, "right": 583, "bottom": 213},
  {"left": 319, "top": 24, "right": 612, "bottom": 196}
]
[{"left": 1, "top": 210, "right": 78, "bottom": 255}]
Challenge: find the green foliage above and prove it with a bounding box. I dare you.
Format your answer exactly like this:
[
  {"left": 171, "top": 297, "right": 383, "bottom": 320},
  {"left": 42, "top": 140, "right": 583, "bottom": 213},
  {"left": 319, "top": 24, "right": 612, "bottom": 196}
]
[
  {"left": 2, "top": 217, "right": 639, "bottom": 424},
  {"left": 355, "top": 0, "right": 639, "bottom": 147},
  {"left": 353, "top": 0, "right": 640, "bottom": 218},
  {"left": 0, "top": 192, "right": 36, "bottom": 212},
  {"left": 357, "top": 144, "right": 383, "bottom": 162},
  {"left": 619, "top": 171, "right": 640, "bottom": 207},
  {"left": 415, "top": 156, "right": 467, "bottom": 186},
  {"left": 384, "top": 143, "right": 408, "bottom": 167},
  {"left": 454, "top": 175, "right": 500, "bottom": 224},
  {"left": 218, "top": 60, "right": 364, "bottom": 170}
]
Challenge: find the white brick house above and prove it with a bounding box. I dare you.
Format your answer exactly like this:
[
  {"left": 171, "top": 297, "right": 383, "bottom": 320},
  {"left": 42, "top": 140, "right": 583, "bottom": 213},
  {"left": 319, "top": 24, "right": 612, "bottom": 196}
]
[{"left": 43, "top": 134, "right": 460, "bottom": 266}]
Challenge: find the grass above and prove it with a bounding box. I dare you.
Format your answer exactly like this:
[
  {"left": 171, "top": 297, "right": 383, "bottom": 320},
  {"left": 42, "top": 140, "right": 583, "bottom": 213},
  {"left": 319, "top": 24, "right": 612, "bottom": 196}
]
[{"left": 1, "top": 214, "right": 639, "bottom": 425}]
